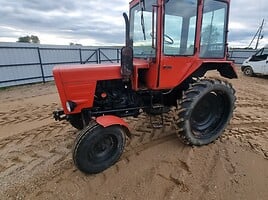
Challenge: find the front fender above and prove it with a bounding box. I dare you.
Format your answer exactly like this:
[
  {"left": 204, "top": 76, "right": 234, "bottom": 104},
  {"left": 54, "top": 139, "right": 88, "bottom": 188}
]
[{"left": 96, "top": 115, "right": 131, "bottom": 137}]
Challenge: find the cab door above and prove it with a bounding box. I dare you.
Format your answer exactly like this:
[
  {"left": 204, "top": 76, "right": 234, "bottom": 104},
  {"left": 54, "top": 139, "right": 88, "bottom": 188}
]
[{"left": 158, "top": 0, "right": 198, "bottom": 88}]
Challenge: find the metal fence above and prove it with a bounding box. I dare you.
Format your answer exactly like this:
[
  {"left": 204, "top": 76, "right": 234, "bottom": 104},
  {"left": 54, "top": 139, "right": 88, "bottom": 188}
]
[
  {"left": 228, "top": 49, "right": 256, "bottom": 64},
  {"left": 0, "top": 42, "right": 257, "bottom": 88},
  {"left": 0, "top": 44, "right": 121, "bottom": 88}
]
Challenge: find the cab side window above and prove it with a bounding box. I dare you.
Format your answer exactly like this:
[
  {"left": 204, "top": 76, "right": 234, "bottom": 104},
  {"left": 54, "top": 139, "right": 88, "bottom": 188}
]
[{"left": 200, "top": 0, "right": 227, "bottom": 58}]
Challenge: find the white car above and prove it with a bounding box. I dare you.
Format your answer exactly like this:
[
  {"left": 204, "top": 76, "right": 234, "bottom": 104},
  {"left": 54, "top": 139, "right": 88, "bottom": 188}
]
[{"left": 241, "top": 47, "right": 268, "bottom": 76}]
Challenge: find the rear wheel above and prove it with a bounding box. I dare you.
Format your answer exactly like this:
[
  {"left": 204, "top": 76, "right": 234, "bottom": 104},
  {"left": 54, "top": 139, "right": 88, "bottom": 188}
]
[
  {"left": 243, "top": 66, "right": 254, "bottom": 76},
  {"left": 73, "top": 122, "right": 126, "bottom": 174},
  {"left": 176, "top": 79, "right": 235, "bottom": 146}
]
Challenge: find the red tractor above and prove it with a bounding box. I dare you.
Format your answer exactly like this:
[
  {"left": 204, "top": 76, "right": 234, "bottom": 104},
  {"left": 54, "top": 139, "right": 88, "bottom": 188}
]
[{"left": 53, "top": 0, "right": 237, "bottom": 174}]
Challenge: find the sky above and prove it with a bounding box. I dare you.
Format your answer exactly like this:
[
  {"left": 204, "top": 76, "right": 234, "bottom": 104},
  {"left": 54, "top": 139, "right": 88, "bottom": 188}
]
[{"left": 0, "top": 0, "right": 267, "bottom": 48}]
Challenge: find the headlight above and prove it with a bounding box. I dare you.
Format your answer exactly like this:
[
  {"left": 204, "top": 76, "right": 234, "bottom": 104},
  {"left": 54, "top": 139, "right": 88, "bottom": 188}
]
[{"left": 66, "top": 101, "right": 77, "bottom": 112}]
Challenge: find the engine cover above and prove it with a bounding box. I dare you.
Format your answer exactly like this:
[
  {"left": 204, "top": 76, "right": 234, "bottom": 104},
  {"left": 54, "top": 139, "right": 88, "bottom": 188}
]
[{"left": 53, "top": 64, "right": 122, "bottom": 114}]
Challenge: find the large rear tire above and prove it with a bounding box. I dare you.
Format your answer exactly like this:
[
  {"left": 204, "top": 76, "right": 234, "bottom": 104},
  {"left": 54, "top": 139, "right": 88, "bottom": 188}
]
[
  {"left": 176, "top": 79, "right": 235, "bottom": 146},
  {"left": 73, "top": 122, "right": 126, "bottom": 174}
]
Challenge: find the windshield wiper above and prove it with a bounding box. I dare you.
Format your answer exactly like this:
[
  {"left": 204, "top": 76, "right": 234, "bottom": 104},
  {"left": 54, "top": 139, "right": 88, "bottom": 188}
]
[{"left": 140, "top": 1, "right": 146, "bottom": 40}]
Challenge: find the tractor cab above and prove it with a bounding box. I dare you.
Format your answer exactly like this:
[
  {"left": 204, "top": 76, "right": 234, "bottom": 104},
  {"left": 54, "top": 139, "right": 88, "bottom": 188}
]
[{"left": 122, "top": 0, "right": 235, "bottom": 90}]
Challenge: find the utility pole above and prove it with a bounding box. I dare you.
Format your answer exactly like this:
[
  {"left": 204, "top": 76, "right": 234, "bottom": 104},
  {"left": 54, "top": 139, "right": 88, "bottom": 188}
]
[
  {"left": 255, "top": 19, "right": 265, "bottom": 50},
  {"left": 248, "top": 19, "right": 265, "bottom": 49}
]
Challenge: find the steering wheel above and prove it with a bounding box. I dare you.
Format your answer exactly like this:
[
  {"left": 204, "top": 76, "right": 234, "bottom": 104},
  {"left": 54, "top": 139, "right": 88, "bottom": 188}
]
[
  {"left": 164, "top": 34, "right": 174, "bottom": 45},
  {"left": 150, "top": 33, "right": 174, "bottom": 45}
]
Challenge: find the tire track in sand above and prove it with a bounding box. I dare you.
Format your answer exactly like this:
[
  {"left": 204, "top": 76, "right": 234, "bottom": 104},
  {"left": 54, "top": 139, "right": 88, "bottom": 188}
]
[
  {"left": 0, "top": 103, "right": 58, "bottom": 126},
  {"left": 0, "top": 121, "right": 76, "bottom": 199},
  {"left": 222, "top": 83, "right": 268, "bottom": 159},
  {"left": 1, "top": 112, "right": 189, "bottom": 199},
  {"left": 26, "top": 112, "right": 192, "bottom": 200}
]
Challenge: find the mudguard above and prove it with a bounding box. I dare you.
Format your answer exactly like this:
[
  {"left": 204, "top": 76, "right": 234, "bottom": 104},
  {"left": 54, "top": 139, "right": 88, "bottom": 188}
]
[{"left": 96, "top": 115, "right": 131, "bottom": 137}]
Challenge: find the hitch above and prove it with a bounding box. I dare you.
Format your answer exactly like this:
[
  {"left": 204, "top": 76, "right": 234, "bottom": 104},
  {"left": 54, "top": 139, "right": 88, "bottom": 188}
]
[{"left": 53, "top": 109, "right": 66, "bottom": 121}]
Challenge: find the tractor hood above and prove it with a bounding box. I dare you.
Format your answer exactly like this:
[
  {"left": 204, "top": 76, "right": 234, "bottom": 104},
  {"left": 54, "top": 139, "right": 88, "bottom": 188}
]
[
  {"left": 53, "top": 60, "right": 149, "bottom": 114},
  {"left": 53, "top": 63, "right": 122, "bottom": 83},
  {"left": 53, "top": 63, "right": 122, "bottom": 114}
]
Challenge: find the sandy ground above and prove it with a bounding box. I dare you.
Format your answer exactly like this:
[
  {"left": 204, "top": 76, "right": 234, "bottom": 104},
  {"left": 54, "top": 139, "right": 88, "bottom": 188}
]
[{"left": 0, "top": 68, "right": 268, "bottom": 200}]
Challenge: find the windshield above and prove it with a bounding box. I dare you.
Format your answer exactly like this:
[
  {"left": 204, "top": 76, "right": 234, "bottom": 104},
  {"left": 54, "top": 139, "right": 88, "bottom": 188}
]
[
  {"left": 130, "top": 0, "right": 156, "bottom": 58},
  {"left": 255, "top": 48, "right": 268, "bottom": 56}
]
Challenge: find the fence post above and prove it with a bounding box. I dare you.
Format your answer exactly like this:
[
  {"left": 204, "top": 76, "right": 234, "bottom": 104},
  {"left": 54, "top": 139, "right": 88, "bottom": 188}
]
[
  {"left": 98, "top": 48, "right": 101, "bottom": 64},
  {"left": 37, "top": 47, "right": 45, "bottom": 83},
  {"left": 117, "top": 49, "right": 120, "bottom": 63},
  {"left": 96, "top": 49, "right": 99, "bottom": 64},
  {"left": 79, "top": 48, "right": 83, "bottom": 64}
]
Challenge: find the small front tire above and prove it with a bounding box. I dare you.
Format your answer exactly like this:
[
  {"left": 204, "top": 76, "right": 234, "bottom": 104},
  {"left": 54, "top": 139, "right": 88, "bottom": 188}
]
[{"left": 73, "top": 122, "right": 126, "bottom": 174}]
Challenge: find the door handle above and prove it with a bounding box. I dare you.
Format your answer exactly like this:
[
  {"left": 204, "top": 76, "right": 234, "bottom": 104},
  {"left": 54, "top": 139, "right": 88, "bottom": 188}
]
[{"left": 163, "top": 66, "right": 172, "bottom": 69}]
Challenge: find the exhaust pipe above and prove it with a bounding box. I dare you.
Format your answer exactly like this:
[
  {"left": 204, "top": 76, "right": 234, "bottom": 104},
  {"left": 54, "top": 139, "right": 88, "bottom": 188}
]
[
  {"left": 121, "top": 12, "right": 133, "bottom": 81},
  {"left": 123, "top": 12, "right": 130, "bottom": 47}
]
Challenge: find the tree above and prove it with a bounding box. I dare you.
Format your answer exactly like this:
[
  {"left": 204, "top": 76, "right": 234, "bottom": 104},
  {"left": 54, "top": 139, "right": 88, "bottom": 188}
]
[
  {"left": 201, "top": 25, "right": 220, "bottom": 45},
  {"left": 30, "top": 35, "right": 40, "bottom": 43},
  {"left": 17, "top": 35, "right": 40, "bottom": 43},
  {"left": 69, "top": 42, "right": 82, "bottom": 46}
]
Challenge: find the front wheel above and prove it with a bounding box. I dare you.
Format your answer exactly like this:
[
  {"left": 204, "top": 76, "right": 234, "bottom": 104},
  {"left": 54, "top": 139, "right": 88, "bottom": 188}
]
[
  {"left": 176, "top": 79, "right": 236, "bottom": 146},
  {"left": 243, "top": 66, "right": 254, "bottom": 76},
  {"left": 73, "top": 122, "right": 126, "bottom": 174}
]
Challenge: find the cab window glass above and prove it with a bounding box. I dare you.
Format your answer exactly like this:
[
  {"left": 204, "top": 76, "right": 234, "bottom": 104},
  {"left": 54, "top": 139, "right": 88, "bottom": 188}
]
[
  {"left": 200, "top": 0, "right": 227, "bottom": 58},
  {"left": 164, "top": 0, "right": 198, "bottom": 55}
]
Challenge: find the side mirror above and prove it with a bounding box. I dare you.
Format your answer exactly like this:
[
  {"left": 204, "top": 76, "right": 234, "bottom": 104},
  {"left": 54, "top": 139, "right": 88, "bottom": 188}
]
[{"left": 121, "top": 46, "right": 133, "bottom": 80}]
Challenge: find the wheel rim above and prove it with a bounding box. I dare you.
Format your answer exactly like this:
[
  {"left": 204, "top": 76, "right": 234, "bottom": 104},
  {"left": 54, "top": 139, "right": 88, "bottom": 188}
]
[
  {"left": 244, "top": 68, "right": 251, "bottom": 75},
  {"left": 88, "top": 134, "right": 118, "bottom": 163},
  {"left": 190, "top": 91, "right": 229, "bottom": 139}
]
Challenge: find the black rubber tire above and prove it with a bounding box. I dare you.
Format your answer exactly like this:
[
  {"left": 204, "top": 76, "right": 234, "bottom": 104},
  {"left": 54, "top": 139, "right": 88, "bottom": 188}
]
[
  {"left": 176, "top": 79, "right": 236, "bottom": 146},
  {"left": 73, "top": 122, "right": 126, "bottom": 174},
  {"left": 68, "top": 114, "right": 84, "bottom": 130},
  {"left": 243, "top": 66, "right": 254, "bottom": 76}
]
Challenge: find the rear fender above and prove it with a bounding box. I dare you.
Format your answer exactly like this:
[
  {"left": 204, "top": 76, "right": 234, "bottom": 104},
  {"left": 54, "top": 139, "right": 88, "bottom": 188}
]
[
  {"left": 96, "top": 115, "right": 131, "bottom": 138},
  {"left": 192, "top": 62, "right": 238, "bottom": 79},
  {"left": 217, "top": 63, "right": 238, "bottom": 79}
]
